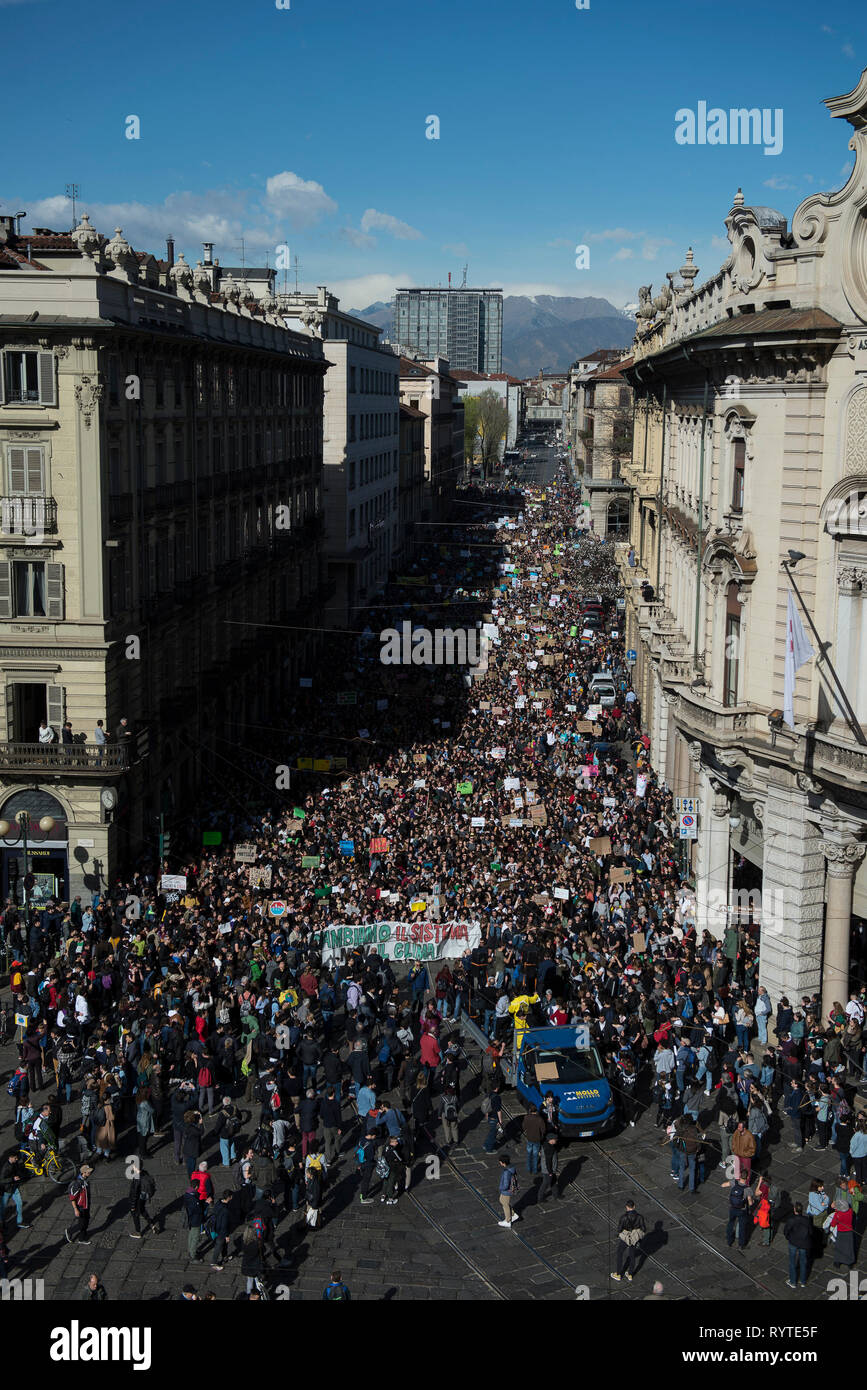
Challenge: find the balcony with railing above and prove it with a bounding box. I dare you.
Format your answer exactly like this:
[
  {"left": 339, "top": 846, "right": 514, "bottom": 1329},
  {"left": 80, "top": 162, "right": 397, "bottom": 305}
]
[
  {"left": 0, "top": 497, "right": 58, "bottom": 537},
  {"left": 0, "top": 742, "right": 129, "bottom": 774}
]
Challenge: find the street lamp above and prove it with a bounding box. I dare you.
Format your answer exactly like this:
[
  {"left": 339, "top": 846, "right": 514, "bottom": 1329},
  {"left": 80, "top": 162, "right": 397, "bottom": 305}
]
[{"left": 0, "top": 812, "right": 55, "bottom": 940}]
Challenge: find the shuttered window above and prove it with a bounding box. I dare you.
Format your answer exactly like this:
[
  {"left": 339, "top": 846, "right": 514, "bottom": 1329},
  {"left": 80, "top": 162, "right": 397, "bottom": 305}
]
[
  {"left": 7, "top": 446, "right": 45, "bottom": 495},
  {"left": 47, "top": 685, "right": 65, "bottom": 728},
  {"left": 1, "top": 352, "right": 55, "bottom": 405}
]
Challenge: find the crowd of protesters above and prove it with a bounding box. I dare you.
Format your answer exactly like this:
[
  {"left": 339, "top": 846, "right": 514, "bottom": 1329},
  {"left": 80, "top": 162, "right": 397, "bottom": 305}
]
[{"left": 1, "top": 461, "right": 866, "bottom": 1298}]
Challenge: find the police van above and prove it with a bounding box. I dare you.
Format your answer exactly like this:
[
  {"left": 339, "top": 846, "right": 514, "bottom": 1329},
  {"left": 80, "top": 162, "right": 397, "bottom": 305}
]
[{"left": 514, "top": 1026, "right": 616, "bottom": 1137}]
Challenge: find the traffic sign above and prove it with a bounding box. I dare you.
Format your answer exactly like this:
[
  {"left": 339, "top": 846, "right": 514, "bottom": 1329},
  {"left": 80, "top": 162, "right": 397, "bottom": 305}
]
[
  {"left": 626, "top": 649, "right": 637, "bottom": 662},
  {"left": 675, "top": 797, "right": 700, "bottom": 815},
  {"left": 269, "top": 900, "right": 287, "bottom": 917},
  {"left": 678, "top": 813, "right": 698, "bottom": 840}
]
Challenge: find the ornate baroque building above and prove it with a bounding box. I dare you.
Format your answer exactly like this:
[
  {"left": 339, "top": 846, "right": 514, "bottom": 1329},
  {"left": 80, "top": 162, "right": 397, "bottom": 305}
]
[{"left": 618, "top": 68, "right": 867, "bottom": 1009}]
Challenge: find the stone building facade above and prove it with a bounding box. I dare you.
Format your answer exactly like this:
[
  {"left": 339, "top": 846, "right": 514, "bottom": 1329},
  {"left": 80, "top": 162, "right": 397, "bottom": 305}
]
[{"left": 617, "top": 68, "right": 867, "bottom": 1009}]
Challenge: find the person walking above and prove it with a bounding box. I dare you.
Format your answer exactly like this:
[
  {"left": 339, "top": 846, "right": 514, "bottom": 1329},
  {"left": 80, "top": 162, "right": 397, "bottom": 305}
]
[
  {"left": 182, "top": 1181, "right": 204, "bottom": 1263},
  {"left": 0, "top": 1151, "right": 30, "bottom": 1230},
  {"left": 523, "top": 1104, "right": 546, "bottom": 1174},
  {"left": 482, "top": 1086, "right": 504, "bottom": 1153},
  {"left": 783, "top": 1201, "right": 813, "bottom": 1288},
  {"left": 497, "top": 1154, "right": 520, "bottom": 1227},
  {"left": 65, "top": 1164, "right": 93, "bottom": 1246},
  {"left": 730, "top": 1121, "right": 756, "bottom": 1183},
  {"left": 827, "top": 1195, "right": 857, "bottom": 1271},
  {"left": 209, "top": 1190, "right": 234, "bottom": 1271},
  {"left": 610, "top": 1200, "right": 646, "bottom": 1282},
  {"left": 439, "top": 1084, "right": 460, "bottom": 1147},
  {"left": 320, "top": 1087, "right": 342, "bottom": 1166},
  {"left": 129, "top": 1167, "right": 158, "bottom": 1238},
  {"left": 725, "top": 1174, "right": 753, "bottom": 1251},
  {"left": 538, "top": 1134, "right": 560, "bottom": 1203},
  {"left": 322, "top": 1270, "right": 351, "bottom": 1300}
]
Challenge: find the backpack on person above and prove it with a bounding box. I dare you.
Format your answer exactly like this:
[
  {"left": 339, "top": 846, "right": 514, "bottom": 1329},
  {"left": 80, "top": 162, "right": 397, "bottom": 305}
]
[
  {"left": 197, "top": 1066, "right": 213, "bottom": 1088},
  {"left": 140, "top": 1172, "right": 156, "bottom": 1200},
  {"left": 323, "top": 1280, "right": 349, "bottom": 1300},
  {"left": 251, "top": 1215, "right": 267, "bottom": 1242},
  {"left": 508, "top": 1170, "right": 519, "bottom": 1197},
  {"left": 443, "top": 1096, "right": 458, "bottom": 1122},
  {"left": 6, "top": 1070, "right": 26, "bottom": 1097}
]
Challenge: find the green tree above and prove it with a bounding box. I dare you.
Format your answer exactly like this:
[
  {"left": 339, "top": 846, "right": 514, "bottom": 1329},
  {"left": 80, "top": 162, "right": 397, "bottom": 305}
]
[
  {"left": 475, "top": 388, "right": 510, "bottom": 479},
  {"left": 463, "top": 395, "right": 481, "bottom": 465}
]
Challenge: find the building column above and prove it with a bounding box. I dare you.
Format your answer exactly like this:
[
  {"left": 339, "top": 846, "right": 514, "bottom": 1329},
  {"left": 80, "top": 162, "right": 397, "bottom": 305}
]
[
  {"left": 759, "top": 783, "right": 826, "bottom": 1002},
  {"left": 821, "top": 835, "right": 867, "bottom": 1016},
  {"left": 696, "top": 774, "right": 730, "bottom": 941}
]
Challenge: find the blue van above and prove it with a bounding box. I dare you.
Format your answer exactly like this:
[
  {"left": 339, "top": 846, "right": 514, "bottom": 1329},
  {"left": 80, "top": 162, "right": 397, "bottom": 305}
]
[{"left": 515, "top": 1026, "right": 616, "bottom": 1137}]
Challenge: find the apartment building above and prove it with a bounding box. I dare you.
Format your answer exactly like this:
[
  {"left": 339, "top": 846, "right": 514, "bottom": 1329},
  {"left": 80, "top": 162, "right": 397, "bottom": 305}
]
[
  {"left": 0, "top": 214, "right": 327, "bottom": 899},
  {"left": 280, "top": 287, "right": 399, "bottom": 624},
  {"left": 617, "top": 67, "right": 867, "bottom": 1008}
]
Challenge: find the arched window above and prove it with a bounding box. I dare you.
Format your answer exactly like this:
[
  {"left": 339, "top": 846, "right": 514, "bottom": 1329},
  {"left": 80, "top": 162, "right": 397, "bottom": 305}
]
[
  {"left": 723, "top": 581, "right": 741, "bottom": 708},
  {"left": 607, "top": 497, "right": 630, "bottom": 539}
]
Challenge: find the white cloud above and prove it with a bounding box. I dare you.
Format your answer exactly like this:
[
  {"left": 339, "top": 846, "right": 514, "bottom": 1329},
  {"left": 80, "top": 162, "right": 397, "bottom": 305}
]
[
  {"left": 340, "top": 227, "right": 376, "bottom": 249},
  {"left": 763, "top": 175, "right": 796, "bottom": 191},
  {"left": 842, "top": 42, "right": 855, "bottom": 58},
  {"left": 640, "top": 237, "right": 674, "bottom": 261},
  {"left": 587, "top": 227, "right": 644, "bottom": 242},
  {"left": 612, "top": 247, "right": 635, "bottom": 261},
  {"left": 330, "top": 271, "right": 411, "bottom": 308},
  {"left": 264, "top": 171, "right": 337, "bottom": 227},
  {"left": 500, "top": 282, "right": 574, "bottom": 297},
  {"left": 546, "top": 238, "right": 574, "bottom": 249},
  {"left": 710, "top": 234, "right": 730, "bottom": 251},
  {"left": 360, "top": 209, "right": 423, "bottom": 241},
  {"left": 442, "top": 241, "right": 470, "bottom": 257}
]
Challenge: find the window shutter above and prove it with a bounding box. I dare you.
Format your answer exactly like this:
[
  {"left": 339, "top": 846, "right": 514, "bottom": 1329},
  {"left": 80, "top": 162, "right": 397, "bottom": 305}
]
[
  {"left": 45, "top": 562, "right": 64, "bottom": 619},
  {"left": 5, "top": 682, "right": 14, "bottom": 741},
  {"left": 26, "top": 447, "right": 44, "bottom": 494},
  {"left": 47, "top": 684, "right": 65, "bottom": 727},
  {"left": 0, "top": 561, "right": 12, "bottom": 618},
  {"left": 38, "top": 352, "right": 56, "bottom": 407},
  {"left": 0, "top": 355, "right": 5, "bottom": 406},
  {"left": 8, "top": 447, "right": 26, "bottom": 495}
]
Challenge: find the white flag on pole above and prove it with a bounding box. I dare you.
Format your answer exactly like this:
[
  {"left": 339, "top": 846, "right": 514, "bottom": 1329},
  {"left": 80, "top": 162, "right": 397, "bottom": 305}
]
[{"left": 783, "top": 591, "right": 813, "bottom": 728}]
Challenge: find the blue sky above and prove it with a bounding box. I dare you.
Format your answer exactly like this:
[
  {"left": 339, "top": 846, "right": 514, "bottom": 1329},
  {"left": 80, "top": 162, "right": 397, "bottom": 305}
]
[{"left": 2, "top": 0, "right": 866, "bottom": 310}]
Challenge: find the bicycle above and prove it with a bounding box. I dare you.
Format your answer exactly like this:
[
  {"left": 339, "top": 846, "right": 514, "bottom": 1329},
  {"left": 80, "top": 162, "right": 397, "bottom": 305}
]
[{"left": 21, "top": 1144, "right": 76, "bottom": 1185}]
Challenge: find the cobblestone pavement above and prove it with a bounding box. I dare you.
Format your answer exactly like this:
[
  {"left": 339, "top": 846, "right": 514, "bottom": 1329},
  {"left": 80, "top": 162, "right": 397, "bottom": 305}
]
[{"left": 3, "top": 1022, "right": 860, "bottom": 1302}]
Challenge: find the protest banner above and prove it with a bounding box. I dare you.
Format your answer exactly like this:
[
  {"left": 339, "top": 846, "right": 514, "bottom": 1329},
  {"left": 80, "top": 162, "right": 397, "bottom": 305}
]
[
  {"left": 589, "top": 836, "right": 612, "bottom": 855},
  {"left": 160, "top": 874, "right": 187, "bottom": 892},
  {"left": 248, "top": 867, "right": 272, "bottom": 889},
  {"left": 233, "top": 843, "right": 257, "bottom": 864},
  {"left": 319, "top": 920, "right": 482, "bottom": 965},
  {"left": 370, "top": 837, "right": 389, "bottom": 854},
  {"left": 610, "top": 867, "right": 634, "bottom": 885},
  {"left": 301, "top": 856, "right": 321, "bottom": 868}
]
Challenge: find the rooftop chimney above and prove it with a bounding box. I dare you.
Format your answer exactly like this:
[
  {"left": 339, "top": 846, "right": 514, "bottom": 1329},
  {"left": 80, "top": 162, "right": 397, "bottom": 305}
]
[
  {"left": 202, "top": 242, "right": 214, "bottom": 265},
  {"left": 166, "top": 236, "right": 175, "bottom": 268}
]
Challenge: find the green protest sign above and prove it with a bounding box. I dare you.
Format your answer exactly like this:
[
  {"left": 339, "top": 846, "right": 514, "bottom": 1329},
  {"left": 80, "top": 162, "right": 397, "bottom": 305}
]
[
  {"left": 301, "top": 855, "right": 321, "bottom": 868},
  {"left": 457, "top": 781, "right": 473, "bottom": 794},
  {"left": 292, "top": 808, "right": 306, "bottom": 820},
  {"left": 314, "top": 886, "right": 332, "bottom": 898},
  {"left": 202, "top": 830, "right": 222, "bottom": 846},
  {"left": 490, "top": 861, "right": 502, "bottom": 871}
]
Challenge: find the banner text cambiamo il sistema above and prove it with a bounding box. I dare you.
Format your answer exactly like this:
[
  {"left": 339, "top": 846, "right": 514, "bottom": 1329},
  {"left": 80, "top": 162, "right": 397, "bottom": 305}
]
[{"left": 317, "top": 920, "right": 481, "bottom": 964}]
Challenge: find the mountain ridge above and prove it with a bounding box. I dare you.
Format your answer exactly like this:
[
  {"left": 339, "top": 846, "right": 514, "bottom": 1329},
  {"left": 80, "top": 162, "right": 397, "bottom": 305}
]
[{"left": 344, "top": 295, "right": 635, "bottom": 377}]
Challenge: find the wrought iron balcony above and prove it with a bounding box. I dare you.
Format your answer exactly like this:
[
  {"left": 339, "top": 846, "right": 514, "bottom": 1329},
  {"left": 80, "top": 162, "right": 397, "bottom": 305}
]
[
  {"left": 0, "top": 742, "right": 129, "bottom": 773},
  {"left": 0, "top": 496, "right": 58, "bottom": 537}
]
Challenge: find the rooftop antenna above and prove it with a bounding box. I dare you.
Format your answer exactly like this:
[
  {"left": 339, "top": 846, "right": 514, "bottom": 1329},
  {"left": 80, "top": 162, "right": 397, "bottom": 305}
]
[
  {"left": 234, "top": 237, "right": 247, "bottom": 274},
  {"left": 293, "top": 254, "right": 302, "bottom": 294},
  {"left": 461, "top": 263, "right": 468, "bottom": 288},
  {"left": 65, "top": 183, "right": 80, "bottom": 231}
]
